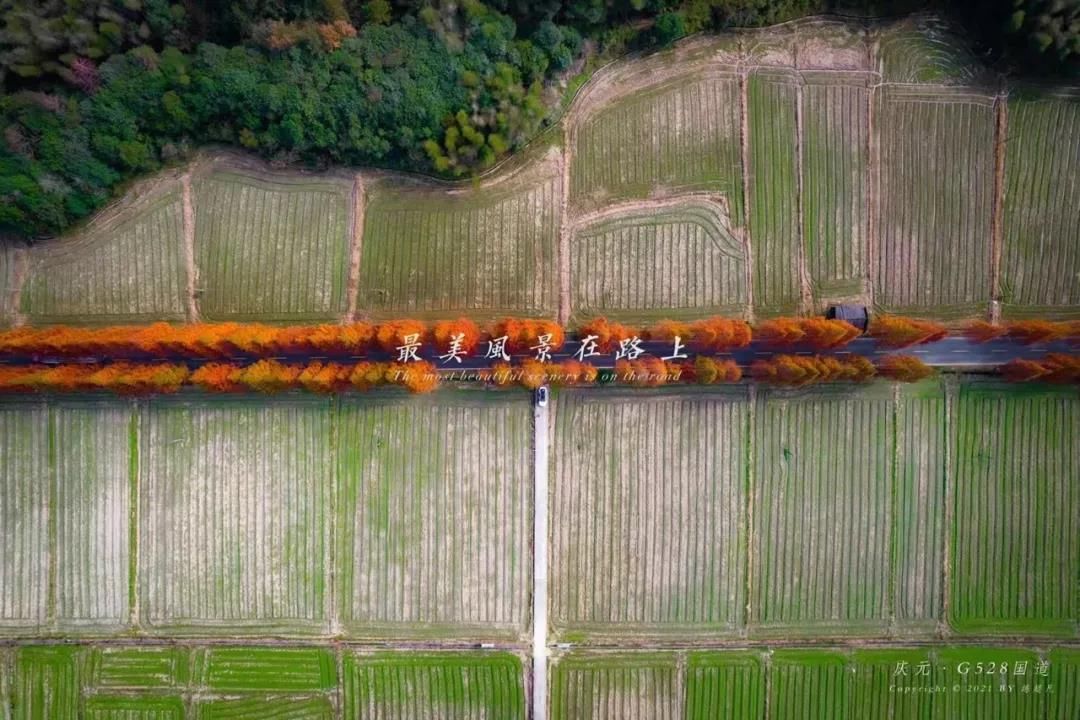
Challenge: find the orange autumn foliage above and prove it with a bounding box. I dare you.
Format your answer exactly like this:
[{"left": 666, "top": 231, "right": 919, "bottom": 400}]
[
  {"left": 754, "top": 318, "right": 859, "bottom": 349},
  {"left": 488, "top": 361, "right": 516, "bottom": 387},
  {"left": 190, "top": 363, "right": 245, "bottom": 392},
  {"left": 375, "top": 320, "right": 429, "bottom": 353},
  {"left": 964, "top": 320, "right": 1007, "bottom": 343},
  {"left": 867, "top": 315, "right": 947, "bottom": 348},
  {"left": 491, "top": 318, "right": 566, "bottom": 353},
  {"left": 692, "top": 356, "right": 742, "bottom": 384},
  {"left": 1001, "top": 354, "right": 1080, "bottom": 383},
  {"left": 1004, "top": 320, "right": 1072, "bottom": 345},
  {"left": 875, "top": 355, "right": 936, "bottom": 383},
  {"left": 550, "top": 359, "right": 599, "bottom": 386},
  {"left": 1000, "top": 359, "right": 1046, "bottom": 382},
  {"left": 517, "top": 359, "right": 549, "bottom": 390},
  {"left": 577, "top": 317, "right": 638, "bottom": 352},
  {"left": 750, "top": 355, "right": 876, "bottom": 386},
  {"left": 433, "top": 318, "right": 482, "bottom": 354},
  {"left": 0, "top": 363, "right": 189, "bottom": 395},
  {"left": 615, "top": 357, "right": 682, "bottom": 387},
  {"left": 690, "top": 317, "right": 753, "bottom": 351},
  {"left": 385, "top": 361, "right": 440, "bottom": 393},
  {"left": 348, "top": 362, "right": 387, "bottom": 391},
  {"left": 0, "top": 322, "right": 379, "bottom": 359},
  {"left": 298, "top": 362, "right": 353, "bottom": 393},
  {"left": 238, "top": 360, "right": 303, "bottom": 393},
  {"left": 645, "top": 319, "right": 693, "bottom": 344}
]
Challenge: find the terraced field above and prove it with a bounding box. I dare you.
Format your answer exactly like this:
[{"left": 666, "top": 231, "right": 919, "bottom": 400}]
[
  {"left": 550, "top": 647, "right": 1077, "bottom": 719},
  {"left": 0, "top": 392, "right": 532, "bottom": 641},
  {"left": 21, "top": 186, "right": 188, "bottom": 324},
  {"left": 569, "top": 66, "right": 743, "bottom": 217},
  {"left": 0, "top": 645, "right": 526, "bottom": 719},
  {"left": 570, "top": 200, "right": 748, "bottom": 322},
  {"left": 192, "top": 166, "right": 353, "bottom": 321},
  {"left": 1001, "top": 88, "right": 1080, "bottom": 318},
  {"left": 12, "top": 18, "right": 1077, "bottom": 324},
  {"left": 873, "top": 85, "right": 996, "bottom": 318},
  {"left": 952, "top": 382, "right": 1078, "bottom": 636},
  {"left": 358, "top": 149, "right": 560, "bottom": 320}
]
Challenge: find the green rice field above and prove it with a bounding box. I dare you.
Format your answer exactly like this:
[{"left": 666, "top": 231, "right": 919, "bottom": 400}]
[{"left": 0, "top": 645, "right": 525, "bottom": 719}]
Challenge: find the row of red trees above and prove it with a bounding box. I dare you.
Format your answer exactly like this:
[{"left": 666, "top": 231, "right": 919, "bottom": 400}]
[
  {"left": 2, "top": 316, "right": 1075, "bottom": 360},
  {"left": 1000, "top": 354, "right": 1080, "bottom": 384},
  {"left": 0, "top": 354, "right": 945, "bottom": 396},
  {"left": 0, "top": 360, "right": 441, "bottom": 395}
]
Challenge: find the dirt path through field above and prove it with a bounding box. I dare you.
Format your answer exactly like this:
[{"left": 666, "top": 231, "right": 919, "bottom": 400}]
[
  {"left": 346, "top": 174, "right": 367, "bottom": 323},
  {"left": 989, "top": 95, "right": 1008, "bottom": 323},
  {"left": 793, "top": 70, "right": 813, "bottom": 314},
  {"left": 9, "top": 244, "right": 28, "bottom": 326},
  {"left": 739, "top": 71, "right": 756, "bottom": 322},
  {"left": 180, "top": 172, "right": 199, "bottom": 321},
  {"left": 558, "top": 138, "right": 573, "bottom": 325}
]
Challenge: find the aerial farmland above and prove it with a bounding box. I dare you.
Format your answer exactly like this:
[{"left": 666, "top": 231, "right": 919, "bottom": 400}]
[{"left": 0, "top": 8, "right": 1078, "bottom": 720}]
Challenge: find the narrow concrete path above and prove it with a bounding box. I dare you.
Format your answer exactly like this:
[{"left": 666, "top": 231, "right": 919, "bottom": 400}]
[{"left": 532, "top": 391, "right": 549, "bottom": 720}]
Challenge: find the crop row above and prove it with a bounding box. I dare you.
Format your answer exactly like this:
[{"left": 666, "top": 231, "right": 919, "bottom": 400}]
[
  {"left": 1, "top": 645, "right": 524, "bottom": 719},
  {"left": 0, "top": 394, "right": 532, "bottom": 639},
  {"left": 551, "top": 647, "right": 1079, "bottom": 720},
  {"left": 550, "top": 381, "right": 1077, "bottom": 640}
]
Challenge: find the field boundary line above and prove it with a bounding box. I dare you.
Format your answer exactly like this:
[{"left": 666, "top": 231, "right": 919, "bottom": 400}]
[
  {"left": 180, "top": 172, "right": 199, "bottom": 322},
  {"left": 744, "top": 384, "right": 757, "bottom": 635},
  {"left": 45, "top": 401, "right": 57, "bottom": 629},
  {"left": 793, "top": 69, "right": 812, "bottom": 315},
  {"left": 532, "top": 396, "right": 550, "bottom": 720},
  {"left": 558, "top": 137, "right": 572, "bottom": 325},
  {"left": 989, "top": 94, "right": 1008, "bottom": 323},
  {"left": 9, "top": 244, "right": 28, "bottom": 327},
  {"left": 888, "top": 384, "right": 901, "bottom": 630},
  {"left": 328, "top": 398, "right": 341, "bottom": 637},
  {"left": 940, "top": 377, "right": 956, "bottom": 638},
  {"left": 345, "top": 175, "right": 367, "bottom": 323},
  {"left": 866, "top": 39, "right": 878, "bottom": 308},
  {"left": 128, "top": 403, "right": 140, "bottom": 630},
  {"left": 739, "top": 70, "right": 756, "bottom": 322}
]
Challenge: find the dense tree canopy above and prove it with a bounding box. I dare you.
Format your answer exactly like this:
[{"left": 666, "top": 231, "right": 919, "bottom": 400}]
[{"left": 0, "top": 0, "right": 1074, "bottom": 239}]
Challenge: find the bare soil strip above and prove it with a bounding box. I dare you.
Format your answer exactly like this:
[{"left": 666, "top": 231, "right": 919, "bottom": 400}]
[
  {"left": 940, "top": 377, "right": 956, "bottom": 637},
  {"left": 739, "top": 71, "right": 756, "bottom": 322},
  {"left": 866, "top": 43, "right": 879, "bottom": 310},
  {"left": 346, "top": 174, "right": 367, "bottom": 323},
  {"left": 558, "top": 140, "right": 573, "bottom": 325},
  {"left": 989, "top": 95, "right": 1008, "bottom": 324},
  {"left": 744, "top": 384, "right": 757, "bottom": 631},
  {"left": 567, "top": 194, "right": 733, "bottom": 232},
  {"left": 9, "top": 245, "right": 28, "bottom": 326},
  {"left": 180, "top": 172, "right": 199, "bottom": 322},
  {"left": 794, "top": 76, "right": 813, "bottom": 314}
]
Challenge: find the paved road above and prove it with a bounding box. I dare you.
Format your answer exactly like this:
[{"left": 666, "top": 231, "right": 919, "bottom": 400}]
[
  {"left": 532, "top": 396, "right": 549, "bottom": 720},
  {"left": 2, "top": 336, "right": 1075, "bottom": 370}
]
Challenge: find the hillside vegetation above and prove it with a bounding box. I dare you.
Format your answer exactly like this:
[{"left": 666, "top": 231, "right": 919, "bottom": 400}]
[{"left": 2, "top": 0, "right": 1077, "bottom": 239}]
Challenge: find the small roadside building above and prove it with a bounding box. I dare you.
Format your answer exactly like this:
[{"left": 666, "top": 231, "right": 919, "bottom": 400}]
[{"left": 825, "top": 304, "right": 869, "bottom": 332}]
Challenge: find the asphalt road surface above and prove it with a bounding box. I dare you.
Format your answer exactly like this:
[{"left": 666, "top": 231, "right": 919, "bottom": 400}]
[{"left": 2, "top": 337, "right": 1076, "bottom": 370}]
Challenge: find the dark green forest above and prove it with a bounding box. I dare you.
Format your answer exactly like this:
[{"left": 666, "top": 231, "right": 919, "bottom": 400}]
[{"left": 1, "top": 0, "right": 1076, "bottom": 239}]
